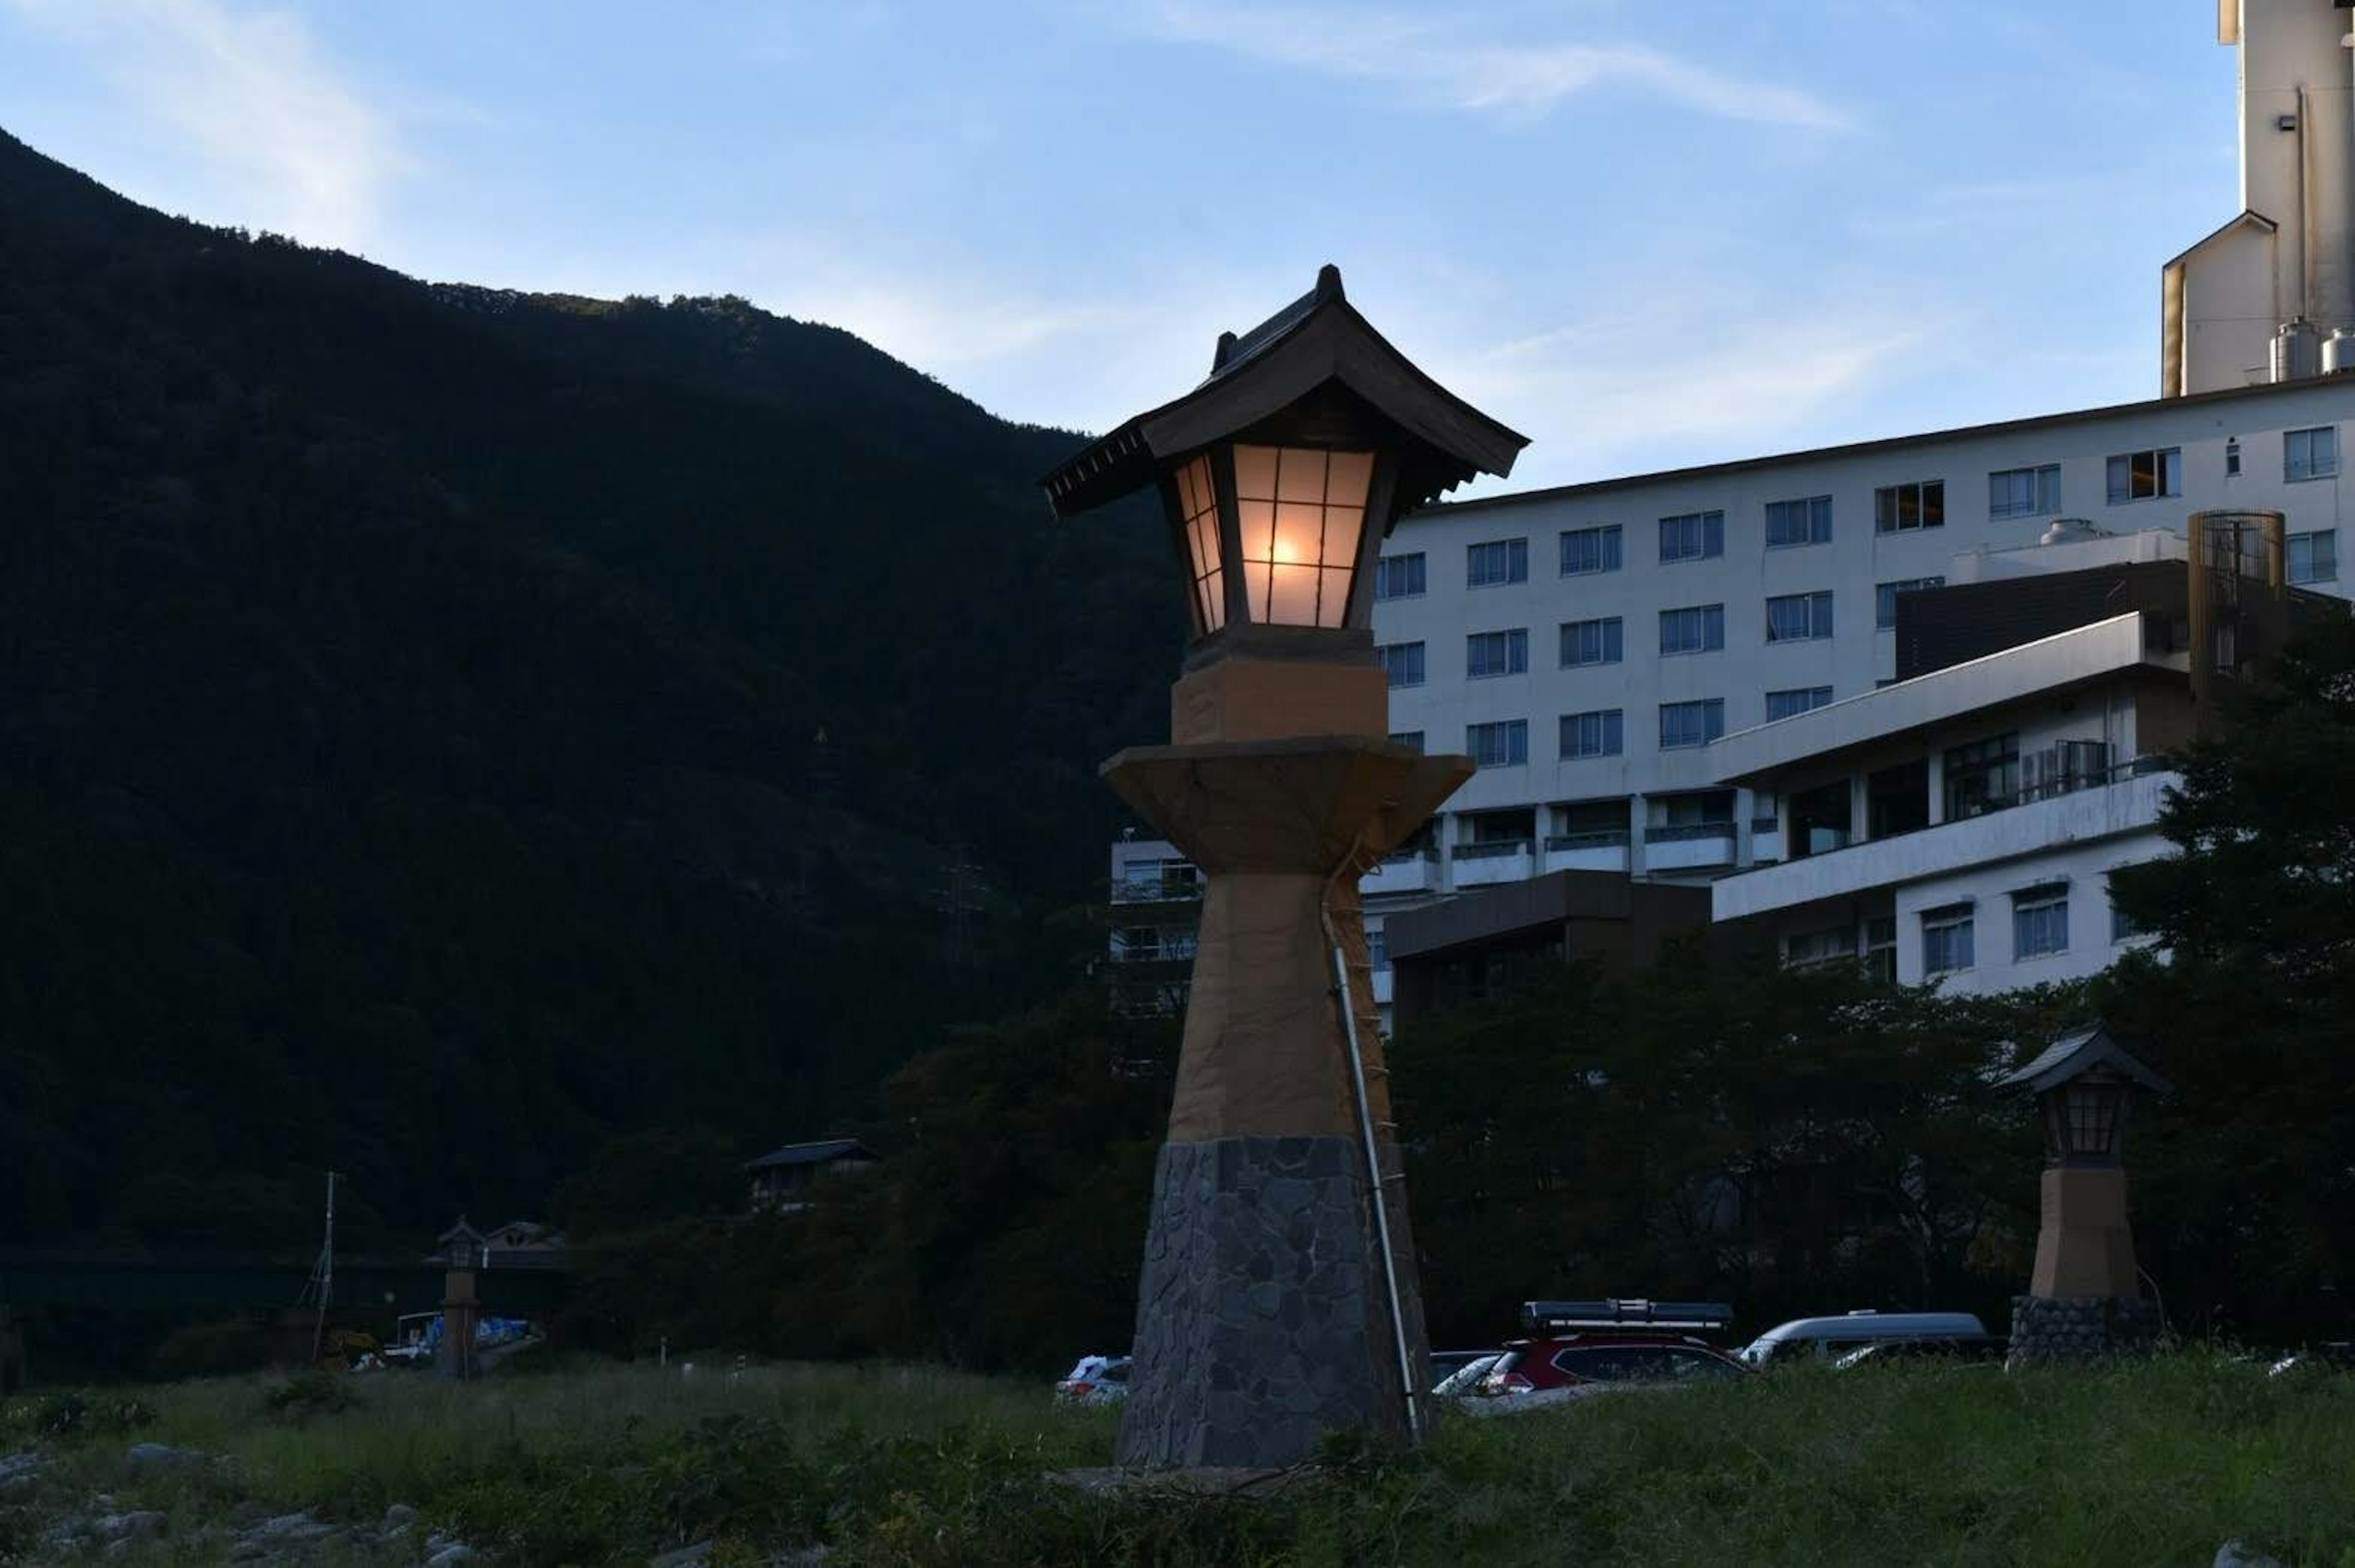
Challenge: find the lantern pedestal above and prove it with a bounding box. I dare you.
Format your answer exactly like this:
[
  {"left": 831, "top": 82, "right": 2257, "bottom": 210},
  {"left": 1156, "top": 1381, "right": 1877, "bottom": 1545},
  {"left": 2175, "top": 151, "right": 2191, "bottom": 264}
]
[
  {"left": 1103, "top": 735, "right": 1468, "bottom": 1469},
  {"left": 2029, "top": 1165, "right": 2140, "bottom": 1298},
  {"left": 2008, "top": 1295, "right": 2162, "bottom": 1363}
]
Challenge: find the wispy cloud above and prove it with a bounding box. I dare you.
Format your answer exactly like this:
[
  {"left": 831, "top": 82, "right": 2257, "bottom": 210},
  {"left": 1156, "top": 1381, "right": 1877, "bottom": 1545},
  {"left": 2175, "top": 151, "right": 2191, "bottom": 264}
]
[
  {"left": 1143, "top": 1, "right": 1853, "bottom": 131},
  {"left": 0, "top": 0, "right": 408, "bottom": 248}
]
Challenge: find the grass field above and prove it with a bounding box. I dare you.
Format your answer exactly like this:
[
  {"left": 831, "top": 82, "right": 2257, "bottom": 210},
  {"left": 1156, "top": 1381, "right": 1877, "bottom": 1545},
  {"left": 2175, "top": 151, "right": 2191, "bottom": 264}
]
[{"left": 5, "top": 1352, "right": 2354, "bottom": 1565}]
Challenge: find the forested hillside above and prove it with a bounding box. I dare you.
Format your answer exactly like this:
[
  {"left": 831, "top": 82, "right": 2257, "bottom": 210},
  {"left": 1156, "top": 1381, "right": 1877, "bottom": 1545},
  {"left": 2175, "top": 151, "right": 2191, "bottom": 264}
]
[{"left": 0, "top": 126, "right": 1180, "bottom": 1249}]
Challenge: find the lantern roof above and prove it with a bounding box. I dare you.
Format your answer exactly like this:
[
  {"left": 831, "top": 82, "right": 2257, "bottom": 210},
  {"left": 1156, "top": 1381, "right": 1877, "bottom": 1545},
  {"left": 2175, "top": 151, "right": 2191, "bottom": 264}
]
[
  {"left": 1040, "top": 263, "right": 1528, "bottom": 523},
  {"left": 1997, "top": 1024, "right": 2173, "bottom": 1096}
]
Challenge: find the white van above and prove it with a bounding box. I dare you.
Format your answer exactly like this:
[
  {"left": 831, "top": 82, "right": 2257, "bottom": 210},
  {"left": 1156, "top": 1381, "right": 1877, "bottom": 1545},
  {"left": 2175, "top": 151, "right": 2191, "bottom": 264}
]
[{"left": 1737, "top": 1310, "right": 1991, "bottom": 1366}]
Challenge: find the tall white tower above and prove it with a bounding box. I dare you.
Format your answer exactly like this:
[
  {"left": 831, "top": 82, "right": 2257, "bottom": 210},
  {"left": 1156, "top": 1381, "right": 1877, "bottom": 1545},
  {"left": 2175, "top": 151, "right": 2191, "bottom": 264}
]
[{"left": 2162, "top": 0, "right": 2355, "bottom": 396}]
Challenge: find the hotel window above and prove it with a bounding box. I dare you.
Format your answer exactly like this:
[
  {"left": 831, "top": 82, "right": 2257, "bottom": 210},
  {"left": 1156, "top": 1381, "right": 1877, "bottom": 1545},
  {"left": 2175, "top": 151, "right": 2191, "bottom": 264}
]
[
  {"left": 1659, "top": 603, "right": 1725, "bottom": 657},
  {"left": 1920, "top": 903, "right": 1975, "bottom": 976},
  {"left": 1372, "top": 553, "right": 1426, "bottom": 601},
  {"left": 1943, "top": 732, "right": 2020, "bottom": 820},
  {"left": 2110, "top": 897, "right": 2145, "bottom": 943},
  {"left": 1988, "top": 464, "right": 2061, "bottom": 519},
  {"left": 1764, "top": 590, "right": 1834, "bottom": 643},
  {"left": 1658, "top": 698, "right": 1725, "bottom": 750},
  {"left": 2289, "top": 529, "right": 2338, "bottom": 584},
  {"left": 2286, "top": 426, "right": 2339, "bottom": 482},
  {"left": 1467, "top": 719, "right": 1528, "bottom": 768},
  {"left": 1388, "top": 730, "right": 1425, "bottom": 754},
  {"left": 1875, "top": 576, "right": 1945, "bottom": 629},
  {"left": 1765, "top": 686, "right": 1834, "bottom": 721},
  {"left": 1864, "top": 916, "right": 1897, "bottom": 982},
  {"left": 1466, "top": 629, "right": 1528, "bottom": 679},
  {"left": 1560, "top": 524, "right": 1623, "bottom": 576},
  {"left": 2105, "top": 446, "right": 2181, "bottom": 503},
  {"left": 1874, "top": 480, "right": 1945, "bottom": 533},
  {"left": 1377, "top": 641, "right": 1425, "bottom": 689},
  {"left": 1560, "top": 616, "right": 1624, "bottom": 668},
  {"left": 1467, "top": 538, "right": 1528, "bottom": 587},
  {"left": 1785, "top": 925, "right": 1855, "bottom": 970},
  {"left": 2225, "top": 437, "right": 2242, "bottom": 477},
  {"left": 1764, "top": 495, "right": 1832, "bottom": 548},
  {"left": 2012, "top": 884, "right": 2069, "bottom": 960},
  {"left": 1658, "top": 509, "right": 1725, "bottom": 562},
  {"left": 1560, "top": 708, "right": 1625, "bottom": 759}
]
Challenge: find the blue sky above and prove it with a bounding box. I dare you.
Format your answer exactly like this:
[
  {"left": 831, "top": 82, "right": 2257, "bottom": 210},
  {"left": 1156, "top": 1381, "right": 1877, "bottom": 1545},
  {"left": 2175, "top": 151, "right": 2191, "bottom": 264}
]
[{"left": 0, "top": 1, "right": 2240, "bottom": 494}]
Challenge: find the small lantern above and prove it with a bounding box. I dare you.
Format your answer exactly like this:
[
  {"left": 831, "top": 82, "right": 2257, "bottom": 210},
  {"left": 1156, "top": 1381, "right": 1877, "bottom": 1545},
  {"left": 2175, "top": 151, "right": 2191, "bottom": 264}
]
[
  {"left": 2000, "top": 1026, "right": 2170, "bottom": 1168},
  {"left": 1042, "top": 264, "right": 1526, "bottom": 649}
]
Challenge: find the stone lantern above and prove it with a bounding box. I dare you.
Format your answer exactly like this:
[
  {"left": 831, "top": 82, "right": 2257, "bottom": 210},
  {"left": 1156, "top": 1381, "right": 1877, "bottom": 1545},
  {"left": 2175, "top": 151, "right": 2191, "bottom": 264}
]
[
  {"left": 1041, "top": 265, "right": 1526, "bottom": 1467},
  {"left": 1997, "top": 1024, "right": 2172, "bottom": 1360}
]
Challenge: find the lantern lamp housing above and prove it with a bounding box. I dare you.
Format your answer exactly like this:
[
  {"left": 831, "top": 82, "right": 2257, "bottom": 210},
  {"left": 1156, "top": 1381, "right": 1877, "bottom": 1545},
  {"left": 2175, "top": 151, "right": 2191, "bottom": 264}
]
[
  {"left": 1998, "top": 1025, "right": 2172, "bottom": 1169},
  {"left": 1040, "top": 265, "right": 1528, "bottom": 656}
]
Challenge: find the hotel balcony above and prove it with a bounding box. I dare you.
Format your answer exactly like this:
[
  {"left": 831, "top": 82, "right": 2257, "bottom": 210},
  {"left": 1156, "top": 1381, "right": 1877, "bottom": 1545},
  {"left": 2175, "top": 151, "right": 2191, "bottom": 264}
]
[
  {"left": 1363, "top": 847, "right": 1444, "bottom": 898},
  {"left": 1452, "top": 838, "right": 1537, "bottom": 888},
  {"left": 1643, "top": 822, "right": 1737, "bottom": 873},
  {"left": 1541, "top": 830, "right": 1631, "bottom": 876},
  {"left": 1714, "top": 767, "right": 2175, "bottom": 923}
]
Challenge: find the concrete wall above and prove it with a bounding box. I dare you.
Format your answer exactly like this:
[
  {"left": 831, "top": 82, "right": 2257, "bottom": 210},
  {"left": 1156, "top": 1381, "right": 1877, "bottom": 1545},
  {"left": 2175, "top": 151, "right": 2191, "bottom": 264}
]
[{"left": 1893, "top": 828, "right": 2172, "bottom": 993}]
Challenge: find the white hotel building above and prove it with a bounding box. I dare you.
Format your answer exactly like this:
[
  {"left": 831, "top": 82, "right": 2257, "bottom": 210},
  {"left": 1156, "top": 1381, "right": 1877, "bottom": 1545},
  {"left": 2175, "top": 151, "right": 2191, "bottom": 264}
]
[{"left": 1108, "top": 0, "right": 2355, "bottom": 1019}]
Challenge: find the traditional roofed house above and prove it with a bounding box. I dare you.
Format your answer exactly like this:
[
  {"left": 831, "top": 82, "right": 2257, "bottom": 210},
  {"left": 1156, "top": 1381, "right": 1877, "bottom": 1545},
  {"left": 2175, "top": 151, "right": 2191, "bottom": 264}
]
[{"left": 745, "top": 1138, "right": 881, "bottom": 1212}]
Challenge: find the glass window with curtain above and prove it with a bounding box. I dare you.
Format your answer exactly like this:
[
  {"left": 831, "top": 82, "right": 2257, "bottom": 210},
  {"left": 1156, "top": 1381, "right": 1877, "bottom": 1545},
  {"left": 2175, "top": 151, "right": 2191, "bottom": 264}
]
[
  {"left": 1372, "top": 553, "right": 1426, "bottom": 601},
  {"left": 1920, "top": 904, "right": 1975, "bottom": 974},
  {"left": 1466, "top": 537, "right": 1529, "bottom": 586},
  {"left": 1765, "top": 591, "right": 1834, "bottom": 642},
  {"left": 1388, "top": 730, "right": 1425, "bottom": 754},
  {"left": 1559, "top": 617, "right": 1623, "bottom": 667},
  {"left": 1943, "top": 732, "right": 2020, "bottom": 819},
  {"left": 1764, "top": 495, "right": 1832, "bottom": 547},
  {"left": 1466, "top": 720, "right": 1528, "bottom": 767},
  {"left": 1658, "top": 510, "right": 1725, "bottom": 562},
  {"left": 1560, "top": 524, "right": 1623, "bottom": 576},
  {"left": 2012, "top": 885, "right": 2069, "bottom": 960},
  {"left": 1660, "top": 604, "right": 1725, "bottom": 656},
  {"left": 1765, "top": 686, "right": 1833, "bottom": 721},
  {"left": 1560, "top": 709, "right": 1623, "bottom": 759},
  {"left": 1658, "top": 698, "right": 1725, "bottom": 749},
  {"left": 1377, "top": 641, "right": 1425, "bottom": 689},
  {"left": 1231, "top": 445, "right": 1370, "bottom": 627},
  {"left": 2289, "top": 530, "right": 2338, "bottom": 584},
  {"left": 2286, "top": 426, "right": 2340, "bottom": 481},
  {"left": 1988, "top": 464, "right": 2061, "bottom": 519},
  {"left": 1466, "top": 629, "right": 1528, "bottom": 679}
]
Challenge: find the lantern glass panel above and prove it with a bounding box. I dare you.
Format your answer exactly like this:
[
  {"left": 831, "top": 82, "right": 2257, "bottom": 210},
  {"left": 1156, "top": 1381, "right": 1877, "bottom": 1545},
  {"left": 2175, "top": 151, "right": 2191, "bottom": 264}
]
[
  {"left": 1174, "top": 454, "right": 1226, "bottom": 633},
  {"left": 2064, "top": 1082, "right": 2121, "bottom": 1157},
  {"left": 1233, "top": 444, "right": 1373, "bottom": 628}
]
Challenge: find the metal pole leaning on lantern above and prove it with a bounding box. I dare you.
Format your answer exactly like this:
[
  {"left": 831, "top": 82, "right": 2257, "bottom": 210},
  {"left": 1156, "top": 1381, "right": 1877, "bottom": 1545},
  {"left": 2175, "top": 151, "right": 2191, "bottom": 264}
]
[{"left": 1041, "top": 266, "right": 1526, "bottom": 1469}]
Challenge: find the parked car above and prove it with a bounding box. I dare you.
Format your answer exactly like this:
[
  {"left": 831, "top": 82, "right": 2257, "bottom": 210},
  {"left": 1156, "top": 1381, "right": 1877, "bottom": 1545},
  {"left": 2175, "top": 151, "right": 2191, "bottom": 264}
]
[
  {"left": 1832, "top": 1337, "right": 2004, "bottom": 1371},
  {"left": 1739, "top": 1310, "right": 1992, "bottom": 1367},
  {"left": 1054, "top": 1354, "right": 1131, "bottom": 1404},
  {"left": 1433, "top": 1352, "right": 1503, "bottom": 1398},
  {"left": 1478, "top": 1300, "right": 1748, "bottom": 1396},
  {"left": 1430, "top": 1349, "right": 1494, "bottom": 1387}
]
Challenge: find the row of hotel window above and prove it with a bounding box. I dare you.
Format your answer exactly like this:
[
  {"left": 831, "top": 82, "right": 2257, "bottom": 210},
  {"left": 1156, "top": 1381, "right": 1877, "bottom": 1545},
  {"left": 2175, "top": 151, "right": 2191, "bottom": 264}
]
[
  {"left": 1784, "top": 882, "right": 2134, "bottom": 979},
  {"left": 1378, "top": 434, "right": 2342, "bottom": 598},
  {"left": 1378, "top": 527, "right": 2342, "bottom": 608},
  {"left": 1387, "top": 702, "right": 1773, "bottom": 766}
]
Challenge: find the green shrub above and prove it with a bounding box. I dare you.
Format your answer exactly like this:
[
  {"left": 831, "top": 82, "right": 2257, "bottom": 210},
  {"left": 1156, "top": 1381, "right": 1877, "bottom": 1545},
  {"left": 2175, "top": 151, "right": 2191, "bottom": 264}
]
[{"left": 260, "top": 1371, "right": 355, "bottom": 1426}]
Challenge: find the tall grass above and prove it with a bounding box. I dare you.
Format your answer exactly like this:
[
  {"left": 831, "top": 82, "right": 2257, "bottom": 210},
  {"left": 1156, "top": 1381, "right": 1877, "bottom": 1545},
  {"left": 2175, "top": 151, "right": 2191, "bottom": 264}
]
[{"left": 6, "top": 1353, "right": 2353, "bottom": 1566}]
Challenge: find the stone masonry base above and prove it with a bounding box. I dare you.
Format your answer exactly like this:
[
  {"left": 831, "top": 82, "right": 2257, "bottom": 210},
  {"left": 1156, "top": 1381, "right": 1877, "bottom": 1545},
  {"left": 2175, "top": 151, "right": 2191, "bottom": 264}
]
[
  {"left": 1116, "top": 1136, "right": 1422, "bottom": 1469},
  {"left": 2008, "top": 1295, "right": 2162, "bottom": 1363}
]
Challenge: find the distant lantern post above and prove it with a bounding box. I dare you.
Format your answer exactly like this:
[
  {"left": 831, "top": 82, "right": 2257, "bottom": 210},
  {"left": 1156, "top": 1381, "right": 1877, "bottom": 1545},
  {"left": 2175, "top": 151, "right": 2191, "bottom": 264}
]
[
  {"left": 1041, "top": 266, "right": 1526, "bottom": 1468},
  {"left": 1997, "top": 1025, "right": 2173, "bottom": 1361}
]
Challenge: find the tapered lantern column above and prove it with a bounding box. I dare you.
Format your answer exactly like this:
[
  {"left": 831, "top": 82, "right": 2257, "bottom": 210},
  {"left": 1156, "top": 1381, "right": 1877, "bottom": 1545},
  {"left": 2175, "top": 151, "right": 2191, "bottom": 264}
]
[
  {"left": 1042, "top": 266, "right": 1526, "bottom": 1467},
  {"left": 1998, "top": 1025, "right": 2172, "bottom": 1361}
]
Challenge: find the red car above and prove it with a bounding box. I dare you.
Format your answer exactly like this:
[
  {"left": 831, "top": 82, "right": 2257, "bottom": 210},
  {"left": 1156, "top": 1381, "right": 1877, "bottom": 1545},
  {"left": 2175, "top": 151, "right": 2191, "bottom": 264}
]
[{"left": 1477, "top": 1299, "right": 1750, "bottom": 1394}]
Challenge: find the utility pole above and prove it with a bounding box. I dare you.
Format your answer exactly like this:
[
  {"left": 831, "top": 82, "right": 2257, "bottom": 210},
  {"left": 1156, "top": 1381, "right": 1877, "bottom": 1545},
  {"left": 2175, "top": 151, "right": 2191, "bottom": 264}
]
[{"left": 308, "top": 1171, "right": 339, "bottom": 1366}]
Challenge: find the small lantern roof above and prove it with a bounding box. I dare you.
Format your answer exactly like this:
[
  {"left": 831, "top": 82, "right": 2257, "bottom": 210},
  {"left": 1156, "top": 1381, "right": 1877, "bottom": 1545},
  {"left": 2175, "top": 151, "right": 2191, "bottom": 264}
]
[
  {"left": 1997, "top": 1024, "right": 2173, "bottom": 1096},
  {"left": 1040, "top": 264, "right": 1528, "bottom": 523}
]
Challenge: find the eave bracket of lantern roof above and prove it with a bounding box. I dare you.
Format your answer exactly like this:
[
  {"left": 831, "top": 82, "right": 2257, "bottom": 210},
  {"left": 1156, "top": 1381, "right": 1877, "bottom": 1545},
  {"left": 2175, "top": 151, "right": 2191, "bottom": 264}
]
[
  {"left": 1037, "top": 263, "right": 1530, "bottom": 527},
  {"left": 1997, "top": 1024, "right": 2174, "bottom": 1097}
]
